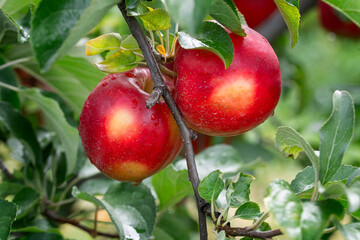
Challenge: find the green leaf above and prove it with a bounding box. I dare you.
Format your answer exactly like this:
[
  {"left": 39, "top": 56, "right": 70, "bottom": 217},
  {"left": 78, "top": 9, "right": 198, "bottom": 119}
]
[
  {"left": 79, "top": 178, "right": 115, "bottom": 195},
  {"left": 0, "top": 199, "right": 17, "bottom": 240},
  {"left": 0, "top": 182, "right": 24, "bottom": 198},
  {"left": 139, "top": 9, "right": 171, "bottom": 31},
  {"left": 0, "top": 55, "right": 20, "bottom": 109},
  {"left": 209, "top": 0, "right": 246, "bottom": 36},
  {"left": 21, "top": 232, "right": 64, "bottom": 240},
  {"left": 265, "top": 179, "right": 302, "bottom": 239},
  {"left": 175, "top": 144, "right": 243, "bottom": 179},
  {"left": 121, "top": 35, "right": 140, "bottom": 50},
  {"left": 322, "top": 0, "right": 360, "bottom": 27},
  {"left": 319, "top": 91, "right": 355, "bottom": 184},
  {"left": 30, "top": 0, "right": 120, "bottom": 71},
  {"left": 336, "top": 221, "right": 360, "bottom": 240},
  {"left": 0, "top": 9, "right": 28, "bottom": 46},
  {"left": 73, "top": 182, "right": 156, "bottom": 240},
  {"left": 323, "top": 182, "right": 360, "bottom": 213},
  {"left": 85, "top": 33, "right": 122, "bottom": 56},
  {"left": 347, "top": 168, "right": 360, "bottom": 186},
  {"left": 227, "top": 173, "right": 254, "bottom": 207},
  {"left": 125, "top": 0, "right": 141, "bottom": 10},
  {"left": 291, "top": 164, "right": 357, "bottom": 195},
  {"left": 94, "top": 50, "right": 139, "bottom": 73},
  {"left": 234, "top": 201, "right": 262, "bottom": 220},
  {"left": 266, "top": 180, "right": 344, "bottom": 240},
  {"left": 0, "top": 101, "right": 41, "bottom": 164},
  {"left": 198, "top": 170, "right": 225, "bottom": 202},
  {"left": 178, "top": 21, "right": 234, "bottom": 68},
  {"left": 274, "top": 0, "right": 300, "bottom": 47},
  {"left": 164, "top": 0, "right": 216, "bottom": 34},
  {"left": 1, "top": 0, "right": 32, "bottom": 19},
  {"left": 152, "top": 165, "right": 192, "bottom": 210},
  {"left": 12, "top": 187, "right": 40, "bottom": 220},
  {"left": 275, "top": 126, "right": 319, "bottom": 167},
  {"left": 4, "top": 43, "right": 105, "bottom": 117},
  {"left": 20, "top": 88, "right": 79, "bottom": 176}
]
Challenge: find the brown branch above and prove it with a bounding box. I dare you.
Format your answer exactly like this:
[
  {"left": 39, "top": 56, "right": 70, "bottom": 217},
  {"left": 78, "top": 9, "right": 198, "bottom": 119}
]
[
  {"left": 0, "top": 157, "right": 14, "bottom": 180},
  {"left": 117, "top": 1, "right": 207, "bottom": 239},
  {"left": 43, "top": 209, "right": 119, "bottom": 238}
]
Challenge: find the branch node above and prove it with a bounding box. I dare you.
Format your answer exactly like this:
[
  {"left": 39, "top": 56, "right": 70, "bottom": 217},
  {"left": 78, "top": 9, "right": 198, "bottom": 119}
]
[
  {"left": 145, "top": 85, "right": 165, "bottom": 109},
  {"left": 190, "top": 129, "right": 197, "bottom": 141}
]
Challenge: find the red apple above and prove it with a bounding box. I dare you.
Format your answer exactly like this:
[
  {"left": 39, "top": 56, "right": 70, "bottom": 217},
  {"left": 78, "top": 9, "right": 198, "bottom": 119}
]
[
  {"left": 233, "top": 0, "right": 277, "bottom": 28},
  {"left": 174, "top": 26, "right": 281, "bottom": 137},
  {"left": 79, "top": 68, "right": 183, "bottom": 183},
  {"left": 319, "top": 1, "right": 360, "bottom": 38}
]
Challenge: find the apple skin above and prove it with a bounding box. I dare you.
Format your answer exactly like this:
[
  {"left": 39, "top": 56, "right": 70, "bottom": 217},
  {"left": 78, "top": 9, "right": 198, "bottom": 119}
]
[
  {"left": 79, "top": 68, "right": 183, "bottom": 183},
  {"left": 319, "top": 2, "right": 360, "bottom": 38},
  {"left": 174, "top": 26, "right": 281, "bottom": 137},
  {"left": 233, "top": 0, "right": 277, "bottom": 28}
]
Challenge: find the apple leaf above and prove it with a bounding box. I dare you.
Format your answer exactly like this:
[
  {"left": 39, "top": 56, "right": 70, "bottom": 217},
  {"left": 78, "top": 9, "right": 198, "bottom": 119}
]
[
  {"left": 125, "top": 0, "right": 141, "bottom": 10},
  {"left": 322, "top": 0, "right": 360, "bottom": 27},
  {"left": 21, "top": 88, "right": 80, "bottom": 176},
  {"left": 175, "top": 144, "right": 243, "bottom": 179},
  {"left": 163, "top": 0, "right": 216, "bottom": 34},
  {"left": 86, "top": 33, "right": 122, "bottom": 56},
  {"left": 319, "top": 91, "right": 355, "bottom": 184},
  {"left": 265, "top": 179, "right": 344, "bottom": 240},
  {"left": 322, "top": 182, "right": 360, "bottom": 213},
  {"left": 291, "top": 164, "right": 358, "bottom": 196},
  {"left": 73, "top": 183, "right": 156, "bottom": 240},
  {"left": 0, "top": 0, "right": 33, "bottom": 19},
  {"left": 152, "top": 165, "right": 192, "bottom": 210},
  {"left": 335, "top": 221, "right": 360, "bottom": 240},
  {"left": 121, "top": 35, "right": 140, "bottom": 50},
  {"left": 0, "top": 55, "right": 21, "bottom": 109},
  {"left": 234, "top": 201, "right": 262, "bottom": 220},
  {"left": 198, "top": 170, "right": 225, "bottom": 202},
  {"left": 227, "top": 173, "right": 254, "bottom": 207},
  {"left": 0, "top": 9, "right": 28, "bottom": 46},
  {"left": 94, "top": 50, "right": 139, "bottom": 73},
  {"left": 0, "top": 199, "right": 17, "bottom": 240},
  {"left": 0, "top": 102, "right": 42, "bottom": 165},
  {"left": 209, "top": 0, "right": 246, "bottom": 36},
  {"left": 140, "top": 8, "right": 171, "bottom": 31},
  {"left": 178, "top": 21, "right": 234, "bottom": 68},
  {"left": 30, "top": 0, "right": 119, "bottom": 71},
  {"left": 19, "top": 233, "right": 64, "bottom": 240},
  {"left": 273, "top": 0, "right": 300, "bottom": 47},
  {"left": 12, "top": 187, "right": 40, "bottom": 220},
  {"left": 275, "top": 126, "right": 319, "bottom": 174}
]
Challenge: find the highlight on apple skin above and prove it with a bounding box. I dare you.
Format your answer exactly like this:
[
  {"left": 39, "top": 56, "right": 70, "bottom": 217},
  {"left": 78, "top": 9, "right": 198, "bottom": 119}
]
[
  {"left": 318, "top": 1, "right": 360, "bottom": 38},
  {"left": 174, "top": 25, "right": 282, "bottom": 137},
  {"left": 79, "top": 68, "right": 183, "bottom": 183},
  {"left": 233, "top": 0, "right": 277, "bottom": 28}
]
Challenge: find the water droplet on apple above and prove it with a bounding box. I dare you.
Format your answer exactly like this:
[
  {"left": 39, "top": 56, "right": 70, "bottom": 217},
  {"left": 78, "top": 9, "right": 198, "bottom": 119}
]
[
  {"left": 151, "top": 114, "right": 156, "bottom": 120},
  {"left": 102, "top": 82, "right": 108, "bottom": 87},
  {"left": 131, "top": 99, "right": 138, "bottom": 109},
  {"left": 111, "top": 76, "right": 116, "bottom": 80}
]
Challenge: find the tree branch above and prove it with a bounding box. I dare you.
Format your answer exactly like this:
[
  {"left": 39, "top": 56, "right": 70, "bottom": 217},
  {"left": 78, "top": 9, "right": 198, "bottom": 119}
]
[
  {"left": 43, "top": 209, "right": 119, "bottom": 238},
  {"left": 117, "top": 2, "right": 207, "bottom": 240}
]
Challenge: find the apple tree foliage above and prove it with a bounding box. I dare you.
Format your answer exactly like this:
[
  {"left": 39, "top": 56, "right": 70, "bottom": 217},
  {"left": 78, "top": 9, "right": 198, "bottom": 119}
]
[{"left": 0, "top": 0, "right": 359, "bottom": 239}]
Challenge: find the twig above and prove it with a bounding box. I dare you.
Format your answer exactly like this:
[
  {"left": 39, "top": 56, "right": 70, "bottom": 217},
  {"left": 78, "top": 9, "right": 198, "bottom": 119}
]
[
  {"left": 0, "top": 57, "right": 33, "bottom": 71},
  {"left": 217, "top": 225, "right": 283, "bottom": 240},
  {"left": 0, "top": 157, "right": 14, "bottom": 180},
  {"left": 117, "top": 2, "right": 207, "bottom": 239},
  {"left": 43, "top": 209, "right": 119, "bottom": 238}
]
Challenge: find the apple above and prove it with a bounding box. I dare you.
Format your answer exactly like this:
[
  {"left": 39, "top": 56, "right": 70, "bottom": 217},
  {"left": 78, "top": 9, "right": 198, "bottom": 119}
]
[
  {"left": 319, "top": 1, "right": 360, "bottom": 38},
  {"left": 233, "top": 0, "right": 277, "bottom": 28},
  {"left": 79, "top": 68, "right": 183, "bottom": 183},
  {"left": 174, "top": 25, "right": 281, "bottom": 137}
]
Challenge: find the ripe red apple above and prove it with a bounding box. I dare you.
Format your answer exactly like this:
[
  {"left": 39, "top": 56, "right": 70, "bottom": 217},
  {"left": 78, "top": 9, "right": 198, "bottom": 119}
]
[
  {"left": 79, "top": 68, "right": 183, "bottom": 183},
  {"left": 233, "top": 0, "right": 277, "bottom": 28},
  {"left": 319, "top": 1, "right": 360, "bottom": 38},
  {"left": 174, "top": 25, "right": 281, "bottom": 137}
]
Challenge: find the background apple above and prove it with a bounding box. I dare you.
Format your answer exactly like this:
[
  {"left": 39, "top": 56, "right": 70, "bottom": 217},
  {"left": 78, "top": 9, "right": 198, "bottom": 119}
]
[
  {"left": 174, "top": 26, "right": 281, "bottom": 137},
  {"left": 319, "top": 1, "right": 360, "bottom": 38},
  {"left": 79, "top": 68, "right": 183, "bottom": 183},
  {"left": 233, "top": 0, "right": 277, "bottom": 28}
]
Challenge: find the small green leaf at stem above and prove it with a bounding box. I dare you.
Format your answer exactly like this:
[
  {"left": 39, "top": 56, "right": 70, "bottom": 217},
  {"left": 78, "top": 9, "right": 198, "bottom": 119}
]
[
  {"left": 178, "top": 21, "right": 234, "bottom": 68},
  {"left": 198, "top": 170, "right": 225, "bottom": 202},
  {"left": 227, "top": 173, "right": 254, "bottom": 207},
  {"left": 234, "top": 201, "right": 262, "bottom": 220},
  {"left": 86, "top": 33, "right": 122, "bottom": 56},
  {"left": 274, "top": 0, "right": 300, "bottom": 47},
  {"left": 94, "top": 50, "right": 138, "bottom": 73},
  {"left": 319, "top": 91, "right": 355, "bottom": 184}
]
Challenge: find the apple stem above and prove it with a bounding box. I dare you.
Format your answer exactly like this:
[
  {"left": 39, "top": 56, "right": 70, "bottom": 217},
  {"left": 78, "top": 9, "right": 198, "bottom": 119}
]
[{"left": 117, "top": 2, "right": 208, "bottom": 240}]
